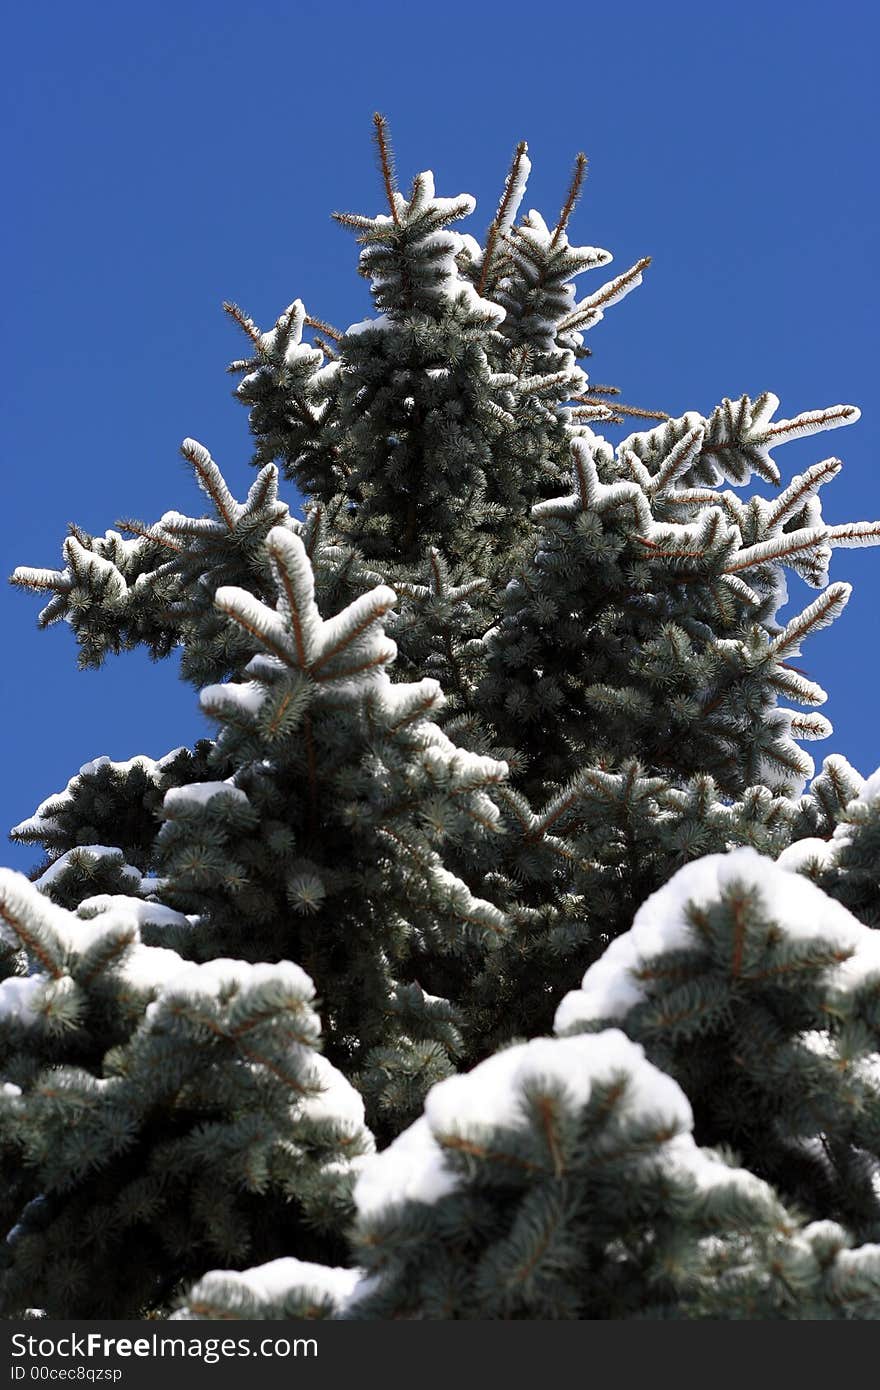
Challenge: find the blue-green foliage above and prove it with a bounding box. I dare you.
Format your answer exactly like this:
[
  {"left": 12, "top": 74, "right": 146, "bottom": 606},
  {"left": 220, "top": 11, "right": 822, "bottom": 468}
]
[
  {"left": 0, "top": 873, "right": 372, "bottom": 1317},
  {"left": 8, "top": 128, "right": 880, "bottom": 1319}
]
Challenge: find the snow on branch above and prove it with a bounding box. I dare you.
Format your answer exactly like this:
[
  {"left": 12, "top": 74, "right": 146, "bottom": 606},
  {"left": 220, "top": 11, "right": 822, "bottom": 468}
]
[
  {"left": 825, "top": 522, "right": 880, "bottom": 550},
  {"left": 554, "top": 847, "right": 875, "bottom": 1035},
  {"left": 215, "top": 528, "right": 398, "bottom": 694},
  {"left": 180, "top": 440, "right": 240, "bottom": 532},
  {"left": 559, "top": 257, "right": 651, "bottom": 333},
  {"left": 477, "top": 140, "right": 531, "bottom": 295},
  {"left": 177, "top": 1258, "right": 366, "bottom": 1320},
  {"left": 764, "top": 459, "right": 843, "bottom": 530},
  {"left": 724, "top": 526, "right": 829, "bottom": 574},
  {"left": 757, "top": 404, "right": 860, "bottom": 449},
  {"left": 351, "top": 1029, "right": 769, "bottom": 1224},
  {"left": 769, "top": 583, "right": 852, "bottom": 660}
]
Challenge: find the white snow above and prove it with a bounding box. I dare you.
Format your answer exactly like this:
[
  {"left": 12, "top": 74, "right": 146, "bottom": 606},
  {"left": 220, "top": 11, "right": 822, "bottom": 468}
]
[
  {"left": 119, "top": 944, "right": 190, "bottom": 996},
  {"left": 763, "top": 459, "right": 844, "bottom": 530},
  {"left": 351, "top": 171, "right": 507, "bottom": 326},
  {"left": 458, "top": 233, "right": 482, "bottom": 263},
  {"left": 63, "top": 537, "right": 128, "bottom": 599},
  {"left": 0, "top": 870, "right": 315, "bottom": 1037},
  {"left": 0, "top": 974, "right": 48, "bottom": 1026},
  {"left": 364, "top": 674, "right": 506, "bottom": 803},
  {"left": 215, "top": 529, "right": 398, "bottom": 696},
  {"left": 769, "top": 585, "right": 851, "bottom": 661},
  {"left": 757, "top": 404, "right": 860, "bottom": 448},
  {"left": 656, "top": 1132, "right": 768, "bottom": 1198},
  {"left": 300, "top": 1050, "right": 369, "bottom": 1138},
  {"left": 424, "top": 860, "right": 506, "bottom": 934},
  {"left": 199, "top": 681, "right": 266, "bottom": 719},
  {"left": 345, "top": 314, "right": 394, "bottom": 337},
  {"left": 354, "top": 1114, "right": 459, "bottom": 1218},
  {"left": 777, "top": 764, "right": 880, "bottom": 897},
  {"left": 831, "top": 935, "right": 880, "bottom": 993},
  {"left": 0, "top": 868, "right": 136, "bottom": 957},
  {"left": 163, "top": 781, "right": 249, "bottom": 812},
  {"left": 10, "top": 813, "right": 62, "bottom": 840},
  {"left": 851, "top": 768, "right": 880, "bottom": 808},
  {"left": 12, "top": 751, "right": 185, "bottom": 840},
  {"left": 181, "top": 439, "right": 242, "bottom": 526},
  {"left": 554, "top": 848, "right": 868, "bottom": 1035},
  {"left": 427, "top": 1030, "right": 690, "bottom": 1137},
  {"left": 776, "top": 838, "right": 835, "bottom": 874},
  {"left": 311, "top": 582, "right": 398, "bottom": 676},
  {"left": 249, "top": 302, "right": 324, "bottom": 375},
  {"left": 137, "top": 876, "right": 166, "bottom": 895},
  {"left": 354, "top": 1028, "right": 772, "bottom": 1222},
  {"left": 144, "top": 957, "right": 315, "bottom": 1023},
  {"left": 560, "top": 259, "right": 646, "bottom": 336},
  {"left": 34, "top": 847, "right": 141, "bottom": 892},
  {"left": 533, "top": 437, "right": 652, "bottom": 534},
  {"left": 157, "top": 748, "right": 187, "bottom": 768},
  {"left": 369, "top": 674, "right": 444, "bottom": 726},
  {"left": 77, "top": 894, "right": 193, "bottom": 932},
  {"left": 78, "top": 755, "right": 155, "bottom": 780},
  {"left": 182, "top": 1258, "right": 365, "bottom": 1315},
  {"left": 827, "top": 1241, "right": 880, "bottom": 1293},
  {"left": 826, "top": 521, "right": 880, "bottom": 550},
  {"left": 777, "top": 764, "right": 880, "bottom": 895},
  {"left": 789, "top": 712, "right": 833, "bottom": 742}
]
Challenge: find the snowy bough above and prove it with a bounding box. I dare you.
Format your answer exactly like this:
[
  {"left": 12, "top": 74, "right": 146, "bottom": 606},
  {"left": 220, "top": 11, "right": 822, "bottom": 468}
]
[{"left": 7, "top": 117, "right": 880, "bottom": 1318}]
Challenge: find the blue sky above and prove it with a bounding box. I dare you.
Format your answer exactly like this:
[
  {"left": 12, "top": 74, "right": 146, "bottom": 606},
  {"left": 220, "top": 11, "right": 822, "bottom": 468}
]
[{"left": 3, "top": 0, "right": 878, "bottom": 872}]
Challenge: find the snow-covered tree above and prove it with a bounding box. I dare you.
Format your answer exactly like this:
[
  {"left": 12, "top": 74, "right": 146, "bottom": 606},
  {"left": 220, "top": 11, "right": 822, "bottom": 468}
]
[
  {"left": 0, "top": 873, "right": 372, "bottom": 1317},
  {"left": 178, "top": 1029, "right": 880, "bottom": 1321},
  {"left": 7, "top": 119, "right": 880, "bottom": 1318}
]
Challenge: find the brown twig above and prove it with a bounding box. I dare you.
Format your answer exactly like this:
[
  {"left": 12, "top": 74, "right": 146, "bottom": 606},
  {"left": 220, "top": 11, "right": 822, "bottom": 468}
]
[
  {"left": 222, "top": 300, "right": 262, "bottom": 346},
  {"left": 551, "top": 152, "right": 587, "bottom": 247},
  {"left": 373, "top": 112, "right": 400, "bottom": 225},
  {"left": 478, "top": 140, "right": 528, "bottom": 296},
  {"left": 304, "top": 314, "right": 343, "bottom": 343}
]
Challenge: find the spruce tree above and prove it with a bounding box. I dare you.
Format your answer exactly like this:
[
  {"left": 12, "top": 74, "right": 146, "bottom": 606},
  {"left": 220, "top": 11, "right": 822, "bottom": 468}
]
[{"left": 6, "top": 119, "right": 880, "bottom": 1319}]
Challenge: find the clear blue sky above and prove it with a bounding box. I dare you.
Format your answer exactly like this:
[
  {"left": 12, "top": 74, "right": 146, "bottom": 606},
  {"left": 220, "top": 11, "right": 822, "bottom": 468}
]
[{"left": 3, "top": 0, "right": 878, "bottom": 872}]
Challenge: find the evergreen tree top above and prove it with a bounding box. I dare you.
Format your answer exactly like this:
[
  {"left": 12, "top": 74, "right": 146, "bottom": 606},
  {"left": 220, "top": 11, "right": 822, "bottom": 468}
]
[{"left": 4, "top": 118, "right": 880, "bottom": 1321}]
